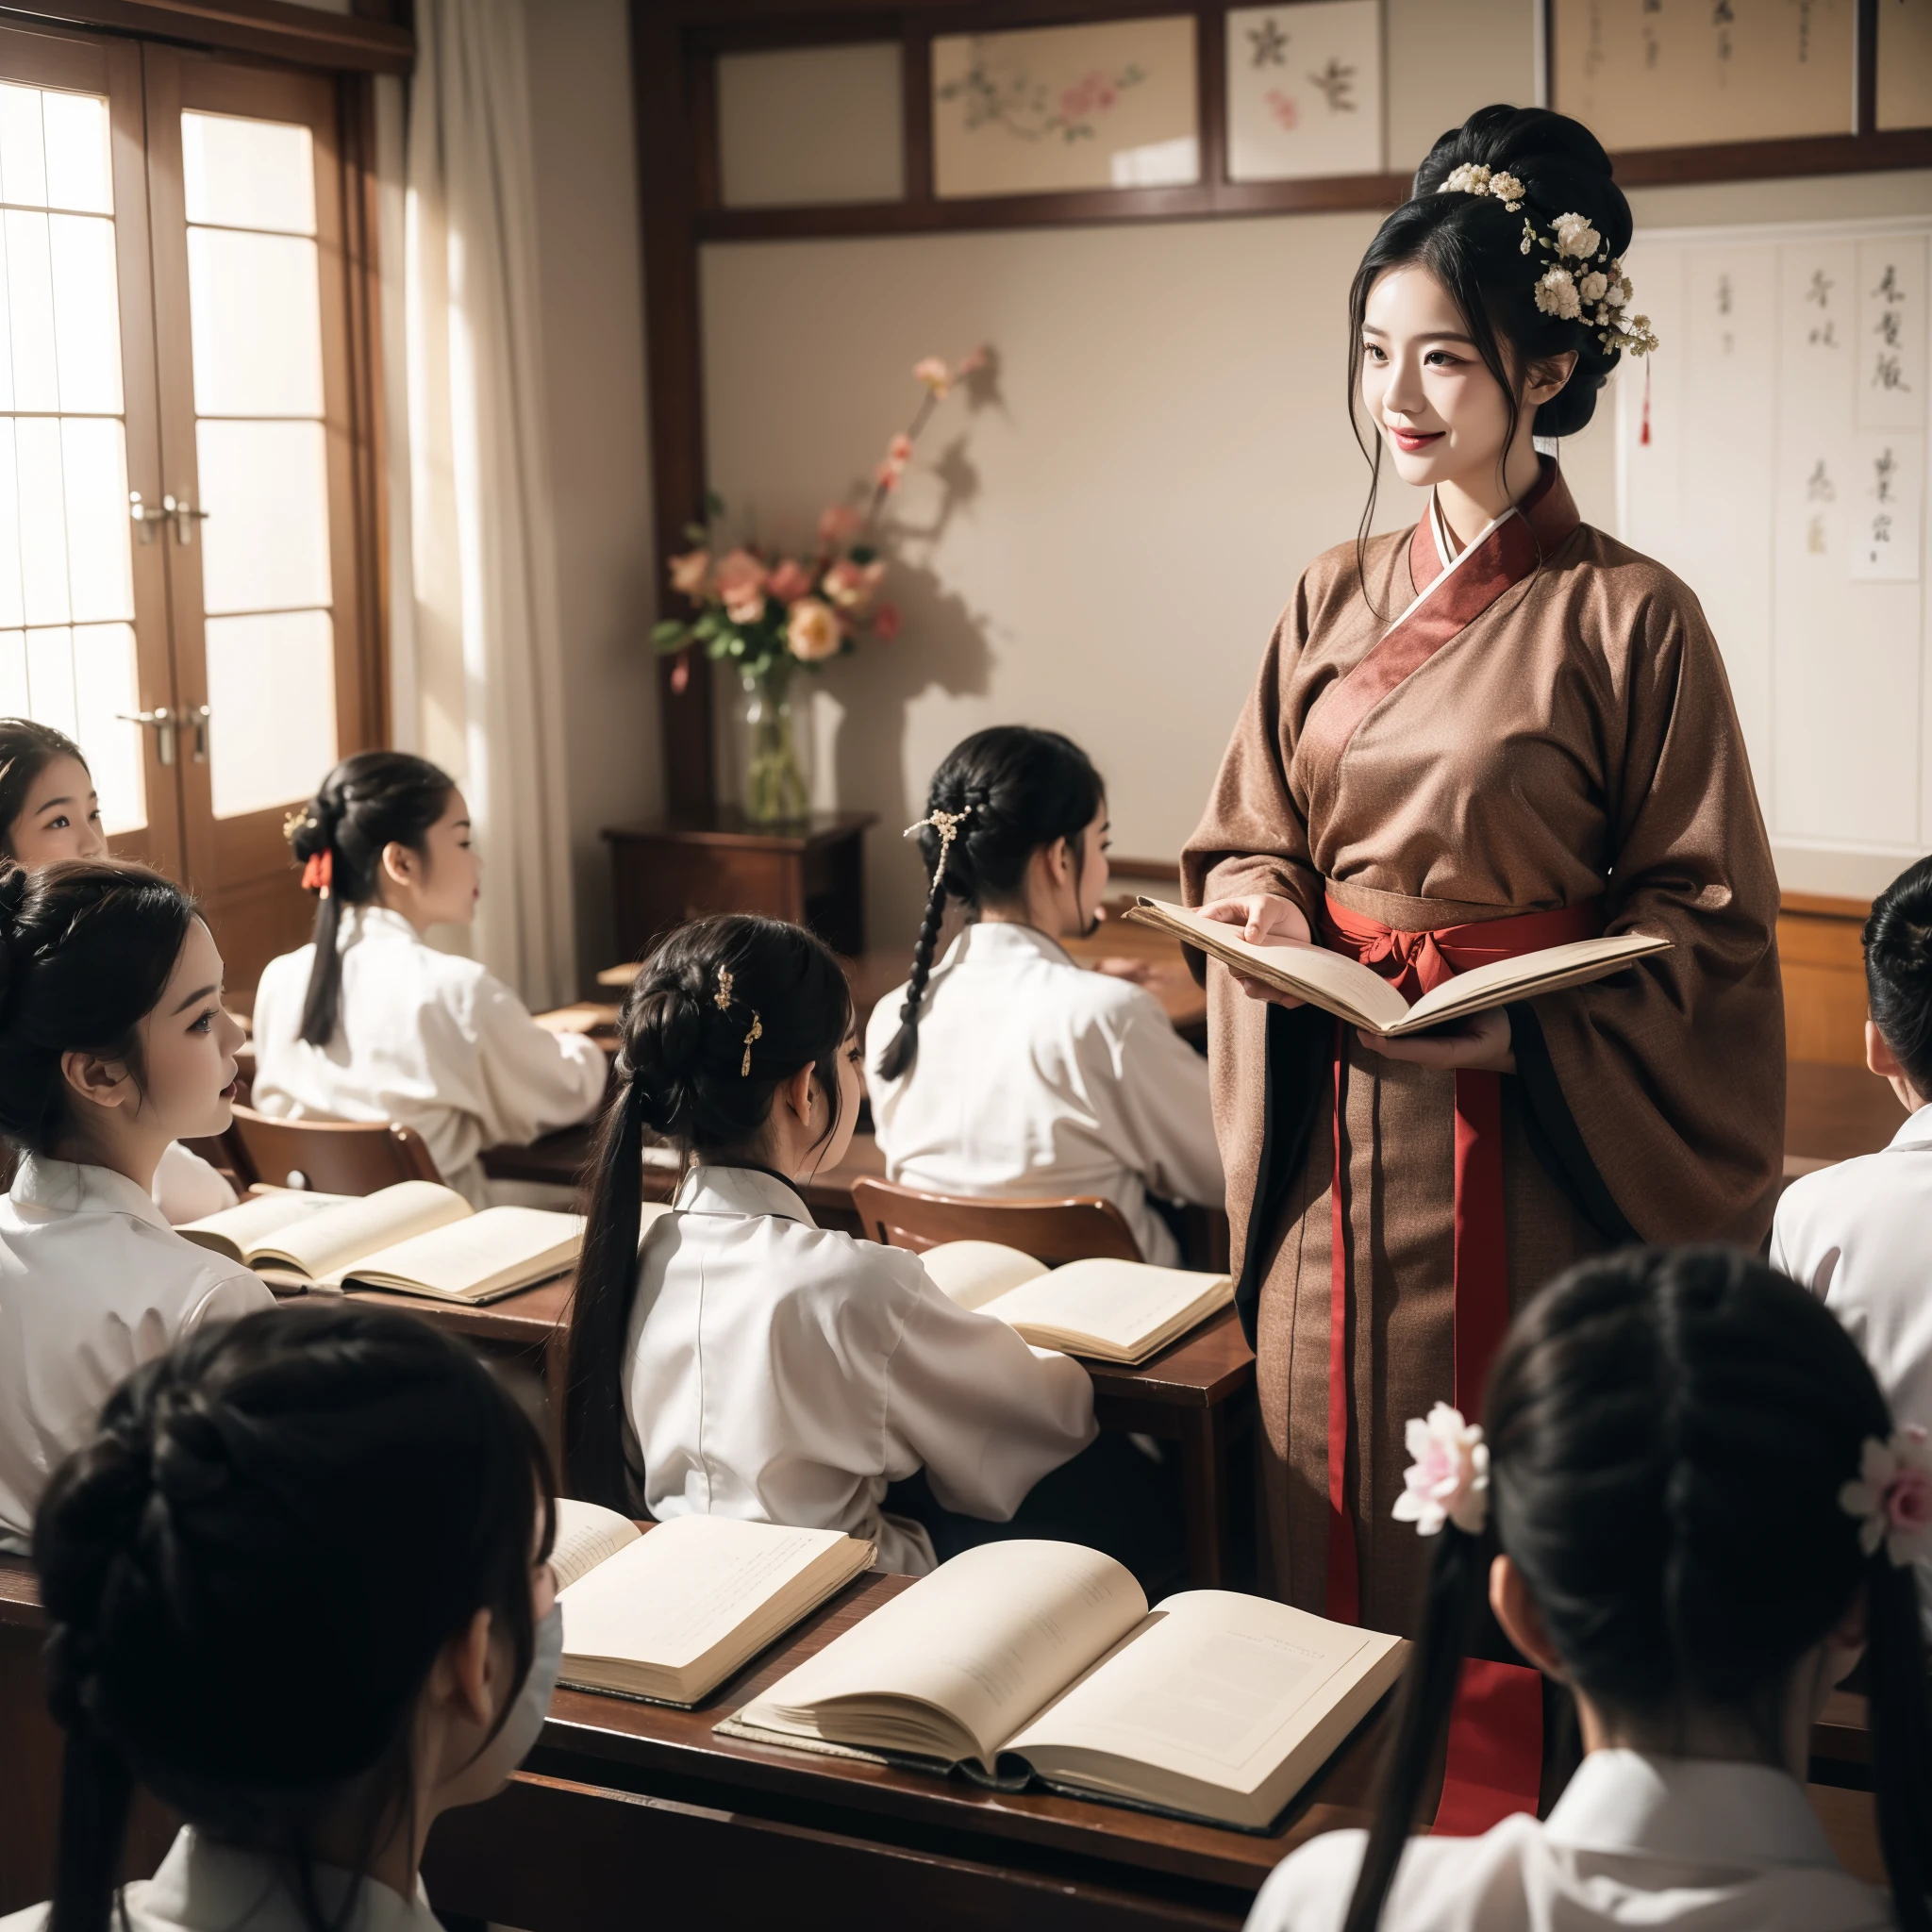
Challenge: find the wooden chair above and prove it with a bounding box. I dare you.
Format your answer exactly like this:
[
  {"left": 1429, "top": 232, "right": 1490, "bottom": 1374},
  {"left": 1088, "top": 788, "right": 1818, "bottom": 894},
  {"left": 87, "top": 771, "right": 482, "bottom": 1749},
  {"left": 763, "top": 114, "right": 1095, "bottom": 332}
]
[
  {"left": 225, "top": 1103, "right": 443, "bottom": 1195},
  {"left": 848, "top": 1175, "right": 1142, "bottom": 1264}
]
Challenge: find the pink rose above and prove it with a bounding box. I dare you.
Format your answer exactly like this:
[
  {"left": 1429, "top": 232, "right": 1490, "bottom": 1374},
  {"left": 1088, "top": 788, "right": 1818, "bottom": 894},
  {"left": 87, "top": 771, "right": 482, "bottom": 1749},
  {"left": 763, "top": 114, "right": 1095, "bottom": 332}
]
[
  {"left": 817, "top": 504, "right": 863, "bottom": 548},
  {"left": 787, "top": 596, "right": 841, "bottom": 663},
  {"left": 888, "top": 432, "right": 913, "bottom": 463},
  {"left": 668, "top": 548, "right": 710, "bottom": 600},
  {"left": 714, "top": 548, "right": 768, "bottom": 624},
  {"left": 823, "top": 558, "right": 886, "bottom": 613},
  {"left": 872, "top": 603, "right": 901, "bottom": 641},
  {"left": 767, "top": 558, "right": 812, "bottom": 603},
  {"left": 912, "top": 356, "right": 951, "bottom": 398}
]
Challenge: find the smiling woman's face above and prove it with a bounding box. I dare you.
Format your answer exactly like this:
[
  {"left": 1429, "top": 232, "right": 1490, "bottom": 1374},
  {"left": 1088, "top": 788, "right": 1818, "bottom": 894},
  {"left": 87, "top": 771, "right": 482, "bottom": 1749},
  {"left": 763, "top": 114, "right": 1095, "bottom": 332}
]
[{"left": 1359, "top": 263, "right": 1521, "bottom": 495}]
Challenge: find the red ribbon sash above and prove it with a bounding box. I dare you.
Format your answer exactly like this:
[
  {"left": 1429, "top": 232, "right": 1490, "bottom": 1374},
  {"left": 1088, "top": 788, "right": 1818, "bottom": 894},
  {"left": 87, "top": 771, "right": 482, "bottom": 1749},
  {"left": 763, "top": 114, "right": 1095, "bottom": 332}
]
[{"left": 1318, "top": 892, "right": 1602, "bottom": 1834}]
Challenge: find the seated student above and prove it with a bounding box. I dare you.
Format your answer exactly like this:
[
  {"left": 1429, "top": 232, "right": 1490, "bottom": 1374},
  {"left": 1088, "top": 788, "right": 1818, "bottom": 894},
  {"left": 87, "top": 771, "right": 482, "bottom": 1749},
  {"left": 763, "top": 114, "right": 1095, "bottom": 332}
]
[
  {"left": 564, "top": 912, "right": 1126, "bottom": 1578},
  {"left": 251, "top": 751, "right": 607, "bottom": 1206},
  {"left": 0, "top": 860, "right": 274, "bottom": 1552},
  {"left": 1244, "top": 1245, "right": 1929, "bottom": 1932},
  {"left": 868, "top": 726, "right": 1223, "bottom": 1268},
  {"left": 1774, "top": 855, "right": 1932, "bottom": 1633},
  {"left": 3, "top": 1302, "right": 558, "bottom": 1932},
  {"left": 0, "top": 718, "right": 234, "bottom": 1224}
]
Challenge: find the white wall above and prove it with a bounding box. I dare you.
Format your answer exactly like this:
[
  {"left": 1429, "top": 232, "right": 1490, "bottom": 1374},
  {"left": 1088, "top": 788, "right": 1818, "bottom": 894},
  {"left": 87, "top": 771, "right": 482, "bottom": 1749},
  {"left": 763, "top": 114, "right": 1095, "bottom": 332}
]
[{"left": 523, "top": 0, "right": 661, "bottom": 981}]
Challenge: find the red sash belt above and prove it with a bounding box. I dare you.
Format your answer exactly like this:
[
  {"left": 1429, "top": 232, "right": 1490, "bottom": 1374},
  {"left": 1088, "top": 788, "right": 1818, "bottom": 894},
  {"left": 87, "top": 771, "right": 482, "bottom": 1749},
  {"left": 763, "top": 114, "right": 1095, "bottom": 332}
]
[{"left": 1318, "top": 891, "right": 1603, "bottom": 1833}]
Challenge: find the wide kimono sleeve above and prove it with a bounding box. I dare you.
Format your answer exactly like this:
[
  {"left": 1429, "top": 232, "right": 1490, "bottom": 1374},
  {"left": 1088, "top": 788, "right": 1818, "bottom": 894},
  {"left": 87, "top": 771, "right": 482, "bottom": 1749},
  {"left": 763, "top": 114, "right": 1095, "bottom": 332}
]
[
  {"left": 1524, "top": 576, "right": 1784, "bottom": 1246},
  {"left": 462, "top": 970, "right": 611, "bottom": 1150}
]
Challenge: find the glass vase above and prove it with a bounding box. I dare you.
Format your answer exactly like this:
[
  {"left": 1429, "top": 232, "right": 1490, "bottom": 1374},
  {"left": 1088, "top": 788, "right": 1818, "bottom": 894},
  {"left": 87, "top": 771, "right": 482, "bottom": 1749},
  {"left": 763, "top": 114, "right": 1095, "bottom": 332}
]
[{"left": 737, "top": 666, "right": 811, "bottom": 824}]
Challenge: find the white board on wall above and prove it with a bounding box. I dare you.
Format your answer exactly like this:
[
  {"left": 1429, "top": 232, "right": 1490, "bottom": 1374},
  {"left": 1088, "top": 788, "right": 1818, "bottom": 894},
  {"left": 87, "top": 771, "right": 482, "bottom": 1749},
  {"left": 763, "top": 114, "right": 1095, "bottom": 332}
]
[{"left": 1616, "top": 217, "right": 1932, "bottom": 893}]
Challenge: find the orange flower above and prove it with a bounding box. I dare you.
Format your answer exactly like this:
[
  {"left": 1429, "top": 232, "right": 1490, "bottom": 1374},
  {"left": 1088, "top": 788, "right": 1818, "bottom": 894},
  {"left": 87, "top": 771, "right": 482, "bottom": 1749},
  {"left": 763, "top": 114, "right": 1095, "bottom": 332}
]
[
  {"left": 787, "top": 596, "right": 841, "bottom": 662},
  {"left": 668, "top": 548, "right": 711, "bottom": 600}
]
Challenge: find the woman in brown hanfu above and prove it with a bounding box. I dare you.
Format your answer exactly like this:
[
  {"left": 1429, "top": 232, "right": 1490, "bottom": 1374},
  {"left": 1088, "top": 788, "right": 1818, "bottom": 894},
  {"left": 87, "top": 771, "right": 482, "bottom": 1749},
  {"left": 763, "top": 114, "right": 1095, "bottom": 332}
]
[{"left": 1182, "top": 107, "right": 1784, "bottom": 1657}]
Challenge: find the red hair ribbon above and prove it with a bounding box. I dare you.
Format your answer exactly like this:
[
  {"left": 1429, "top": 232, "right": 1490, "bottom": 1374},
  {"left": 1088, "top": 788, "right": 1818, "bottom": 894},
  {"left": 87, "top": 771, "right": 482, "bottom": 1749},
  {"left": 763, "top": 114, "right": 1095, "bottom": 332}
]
[{"left": 300, "top": 849, "right": 333, "bottom": 897}]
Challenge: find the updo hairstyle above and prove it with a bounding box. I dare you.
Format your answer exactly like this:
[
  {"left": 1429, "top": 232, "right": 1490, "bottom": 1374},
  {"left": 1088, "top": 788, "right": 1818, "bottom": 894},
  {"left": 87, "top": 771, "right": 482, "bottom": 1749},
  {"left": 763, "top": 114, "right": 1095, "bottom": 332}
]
[
  {"left": 874, "top": 725, "right": 1104, "bottom": 1082},
  {"left": 1864, "top": 854, "right": 1932, "bottom": 1097},
  {"left": 286, "top": 751, "right": 456, "bottom": 1048}
]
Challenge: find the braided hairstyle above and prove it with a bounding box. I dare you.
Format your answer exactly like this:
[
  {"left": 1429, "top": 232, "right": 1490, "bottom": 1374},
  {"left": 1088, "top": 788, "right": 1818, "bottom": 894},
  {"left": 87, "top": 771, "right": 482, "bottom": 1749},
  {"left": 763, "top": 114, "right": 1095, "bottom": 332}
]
[
  {"left": 1865, "top": 855, "right": 1932, "bottom": 1097},
  {"left": 564, "top": 913, "right": 854, "bottom": 1509},
  {"left": 1348, "top": 106, "right": 1634, "bottom": 578},
  {"left": 0, "top": 860, "right": 194, "bottom": 1157},
  {"left": 1342, "top": 1246, "right": 1932, "bottom": 1932},
  {"left": 34, "top": 1303, "right": 555, "bottom": 1932},
  {"left": 874, "top": 725, "right": 1105, "bottom": 1083},
  {"left": 0, "top": 718, "right": 91, "bottom": 857},
  {"left": 286, "top": 751, "right": 455, "bottom": 1048}
]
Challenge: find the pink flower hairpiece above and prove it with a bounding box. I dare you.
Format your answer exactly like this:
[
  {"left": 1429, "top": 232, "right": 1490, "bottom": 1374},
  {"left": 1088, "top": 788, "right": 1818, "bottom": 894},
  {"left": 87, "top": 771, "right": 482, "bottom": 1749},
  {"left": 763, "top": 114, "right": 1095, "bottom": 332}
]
[
  {"left": 1392, "top": 1403, "right": 1490, "bottom": 1538},
  {"left": 1840, "top": 1425, "right": 1932, "bottom": 1567}
]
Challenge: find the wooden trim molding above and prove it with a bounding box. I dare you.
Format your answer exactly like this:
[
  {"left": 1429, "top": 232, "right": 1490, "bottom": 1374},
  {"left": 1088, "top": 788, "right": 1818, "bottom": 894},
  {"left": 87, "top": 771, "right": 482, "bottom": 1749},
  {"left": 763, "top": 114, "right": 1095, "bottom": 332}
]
[{"left": 0, "top": 0, "right": 412, "bottom": 72}]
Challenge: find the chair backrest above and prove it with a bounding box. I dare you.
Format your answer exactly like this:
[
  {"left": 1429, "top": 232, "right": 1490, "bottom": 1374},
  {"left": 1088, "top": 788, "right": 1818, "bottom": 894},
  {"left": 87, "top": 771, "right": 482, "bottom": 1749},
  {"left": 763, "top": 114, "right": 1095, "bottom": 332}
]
[
  {"left": 849, "top": 1175, "right": 1142, "bottom": 1264},
  {"left": 226, "top": 1104, "right": 444, "bottom": 1196}
]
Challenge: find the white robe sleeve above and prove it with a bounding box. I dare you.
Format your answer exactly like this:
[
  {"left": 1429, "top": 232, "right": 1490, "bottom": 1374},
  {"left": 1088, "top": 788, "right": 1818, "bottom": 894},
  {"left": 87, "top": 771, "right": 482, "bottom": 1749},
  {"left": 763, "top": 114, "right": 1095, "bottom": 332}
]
[
  {"left": 1091, "top": 996, "right": 1224, "bottom": 1209},
  {"left": 462, "top": 972, "right": 609, "bottom": 1149},
  {"left": 882, "top": 1282, "right": 1096, "bottom": 1520},
  {"left": 152, "top": 1141, "right": 239, "bottom": 1224},
  {"left": 184, "top": 1266, "right": 278, "bottom": 1328}
]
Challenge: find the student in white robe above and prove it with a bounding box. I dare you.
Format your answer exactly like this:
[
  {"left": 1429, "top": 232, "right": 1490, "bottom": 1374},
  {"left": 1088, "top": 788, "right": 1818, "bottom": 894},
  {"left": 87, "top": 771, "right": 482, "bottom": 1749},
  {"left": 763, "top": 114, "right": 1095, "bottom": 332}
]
[
  {"left": 868, "top": 726, "right": 1222, "bottom": 1267},
  {"left": 562, "top": 911, "right": 1170, "bottom": 1580},
  {"left": 0, "top": 718, "right": 235, "bottom": 1224},
  {"left": 1774, "top": 854, "right": 1932, "bottom": 1635},
  {"left": 0, "top": 861, "right": 274, "bottom": 1551},
  {"left": 1244, "top": 1245, "right": 1927, "bottom": 1932},
  {"left": 251, "top": 752, "right": 607, "bottom": 1206},
  {"left": 3, "top": 1302, "right": 560, "bottom": 1932}
]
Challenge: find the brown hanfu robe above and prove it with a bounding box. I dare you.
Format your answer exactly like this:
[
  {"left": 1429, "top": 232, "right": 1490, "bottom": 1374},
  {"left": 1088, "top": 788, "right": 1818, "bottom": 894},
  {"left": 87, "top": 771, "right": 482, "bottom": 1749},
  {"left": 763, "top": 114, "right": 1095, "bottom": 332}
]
[{"left": 1182, "top": 463, "right": 1783, "bottom": 1635}]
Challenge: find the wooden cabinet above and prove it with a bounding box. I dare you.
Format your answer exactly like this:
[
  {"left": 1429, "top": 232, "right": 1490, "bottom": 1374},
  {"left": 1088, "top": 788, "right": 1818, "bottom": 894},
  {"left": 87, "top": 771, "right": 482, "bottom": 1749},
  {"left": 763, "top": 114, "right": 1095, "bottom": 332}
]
[
  {"left": 1779, "top": 891, "right": 1870, "bottom": 1067},
  {"left": 604, "top": 809, "right": 875, "bottom": 964}
]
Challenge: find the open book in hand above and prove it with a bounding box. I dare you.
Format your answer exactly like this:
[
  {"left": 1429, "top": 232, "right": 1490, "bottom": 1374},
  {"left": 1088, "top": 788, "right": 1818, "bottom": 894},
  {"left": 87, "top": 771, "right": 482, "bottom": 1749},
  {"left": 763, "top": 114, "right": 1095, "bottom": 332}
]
[
  {"left": 551, "top": 1500, "right": 874, "bottom": 1707},
  {"left": 1124, "top": 895, "right": 1671, "bottom": 1037},
  {"left": 720, "top": 1541, "right": 1406, "bottom": 1831},
  {"left": 918, "top": 1241, "right": 1231, "bottom": 1366},
  {"left": 178, "top": 1180, "right": 617, "bottom": 1304}
]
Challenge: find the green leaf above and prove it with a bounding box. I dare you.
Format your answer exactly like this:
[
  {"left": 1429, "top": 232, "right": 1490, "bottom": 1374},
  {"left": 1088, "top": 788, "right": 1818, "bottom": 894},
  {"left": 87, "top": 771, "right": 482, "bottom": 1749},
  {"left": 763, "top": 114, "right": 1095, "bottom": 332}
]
[
  {"left": 691, "top": 611, "right": 721, "bottom": 640},
  {"left": 848, "top": 543, "right": 878, "bottom": 565},
  {"left": 703, "top": 489, "right": 726, "bottom": 520},
  {"left": 650, "top": 619, "right": 691, "bottom": 648},
  {"left": 680, "top": 523, "right": 709, "bottom": 547}
]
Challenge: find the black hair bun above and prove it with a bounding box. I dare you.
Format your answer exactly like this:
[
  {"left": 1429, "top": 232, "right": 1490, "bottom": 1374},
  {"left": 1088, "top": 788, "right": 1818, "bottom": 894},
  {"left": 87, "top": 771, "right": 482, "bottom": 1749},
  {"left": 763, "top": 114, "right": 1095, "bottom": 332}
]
[{"left": 624, "top": 982, "right": 705, "bottom": 1139}]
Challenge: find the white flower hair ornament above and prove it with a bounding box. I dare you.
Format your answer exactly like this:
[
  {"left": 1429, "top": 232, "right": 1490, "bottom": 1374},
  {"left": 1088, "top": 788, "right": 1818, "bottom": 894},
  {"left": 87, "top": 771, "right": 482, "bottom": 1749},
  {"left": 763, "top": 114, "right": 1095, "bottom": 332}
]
[
  {"left": 1392, "top": 1403, "right": 1490, "bottom": 1538},
  {"left": 1840, "top": 1425, "right": 1932, "bottom": 1567}
]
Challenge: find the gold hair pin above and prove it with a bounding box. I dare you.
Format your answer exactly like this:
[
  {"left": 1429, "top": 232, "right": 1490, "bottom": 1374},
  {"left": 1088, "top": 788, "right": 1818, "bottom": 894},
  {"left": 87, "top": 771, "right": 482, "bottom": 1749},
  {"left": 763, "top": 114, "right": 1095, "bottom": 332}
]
[
  {"left": 281, "top": 808, "right": 318, "bottom": 847},
  {"left": 714, "top": 967, "right": 734, "bottom": 1011},
  {"left": 741, "top": 1011, "right": 763, "bottom": 1078},
  {"left": 904, "top": 804, "right": 973, "bottom": 881}
]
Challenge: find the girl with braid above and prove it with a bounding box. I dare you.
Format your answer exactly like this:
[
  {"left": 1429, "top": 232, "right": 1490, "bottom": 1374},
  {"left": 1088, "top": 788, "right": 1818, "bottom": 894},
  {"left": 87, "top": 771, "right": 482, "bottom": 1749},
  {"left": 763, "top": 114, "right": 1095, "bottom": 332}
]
[
  {"left": 5, "top": 1303, "right": 560, "bottom": 1932},
  {"left": 868, "top": 726, "right": 1222, "bottom": 1267},
  {"left": 1245, "top": 1246, "right": 1930, "bottom": 1931}
]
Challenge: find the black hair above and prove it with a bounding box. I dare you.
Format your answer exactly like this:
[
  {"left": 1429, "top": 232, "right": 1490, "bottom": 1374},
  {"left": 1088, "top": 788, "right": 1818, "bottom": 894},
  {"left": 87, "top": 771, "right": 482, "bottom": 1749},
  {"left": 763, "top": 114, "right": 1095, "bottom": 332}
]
[
  {"left": 1865, "top": 855, "right": 1932, "bottom": 1097},
  {"left": 1347, "top": 106, "right": 1634, "bottom": 587},
  {"left": 0, "top": 859, "right": 196, "bottom": 1157},
  {"left": 0, "top": 718, "right": 92, "bottom": 858},
  {"left": 564, "top": 913, "right": 855, "bottom": 1510},
  {"left": 1342, "top": 1246, "right": 1932, "bottom": 1932},
  {"left": 874, "top": 725, "right": 1105, "bottom": 1083},
  {"left": 286, "top": 751, "right": 456, "bottom": 1049},
  {"left": 35, "top": 1303, "right": 556, "bottom": 1932}
]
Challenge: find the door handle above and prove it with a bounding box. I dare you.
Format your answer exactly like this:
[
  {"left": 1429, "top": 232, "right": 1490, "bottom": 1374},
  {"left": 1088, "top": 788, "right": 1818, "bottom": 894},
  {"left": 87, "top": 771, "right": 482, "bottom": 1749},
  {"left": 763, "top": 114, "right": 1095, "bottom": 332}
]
[
  {"left": 187, "top": 703, "right": 210, "bottom": 763},
  {"left": 116, "top": 706, "right": 175, "bottom": 766},
  {"left": 161, "top": 494, "right": 210, "bottom": 544},
  {"left": 128, "top": 491, "right": 159, "bottom": 543}
]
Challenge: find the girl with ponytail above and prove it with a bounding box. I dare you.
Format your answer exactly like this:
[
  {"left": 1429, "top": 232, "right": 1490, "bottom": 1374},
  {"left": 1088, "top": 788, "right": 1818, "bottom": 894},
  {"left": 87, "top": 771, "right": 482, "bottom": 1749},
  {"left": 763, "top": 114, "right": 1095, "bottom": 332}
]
[
  {"left": 1775, "top": 851, "right": 1932, "bottom": 1637},
  {"left": 0, "top": 861, "right": 274, "bottom": 1553},
  {"left": 250, "top": 752, "right": 606, "bottom": 1207},
  {"left": 867, "top": 725, "right": 1221, "bottom": 1268},
  {"left": 564, "top": 912, "right": 1103, "bottom": 1577},
  {"left": 1246, "top": 1245, "right": 1931, "bottom": 1931},
  {"left": 10, "top": 1302, "right": 558, "bottom": 1932}
]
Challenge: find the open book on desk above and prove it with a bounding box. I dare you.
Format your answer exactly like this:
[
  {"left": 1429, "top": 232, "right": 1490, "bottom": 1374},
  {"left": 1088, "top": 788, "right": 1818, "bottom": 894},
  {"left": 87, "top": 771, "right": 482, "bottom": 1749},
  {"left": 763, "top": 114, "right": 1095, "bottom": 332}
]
[
  {"left": 551, "top": 1501, "right": 874, "bottom": 1707},
  {"left": 720, "top": 1541, "right": 1406, "bottom": 1831},
  {"left": 918, "top": 1241, "right": 1231, "bottom": 1366},
  {"left": 178, "top": 1180, "right": 619, "bottom": 1304},
  {"left": 1124, "top": 896, "right": 1670, "bottom": 1037}
]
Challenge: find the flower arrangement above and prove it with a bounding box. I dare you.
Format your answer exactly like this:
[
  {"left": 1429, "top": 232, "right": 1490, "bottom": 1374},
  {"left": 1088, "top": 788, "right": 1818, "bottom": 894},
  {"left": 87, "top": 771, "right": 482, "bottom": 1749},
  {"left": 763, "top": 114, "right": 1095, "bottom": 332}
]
[
  {"left": 651, "top": 348, "right": 987, "bottom": 823},
  {"left": 1391, "top": 1403, "right": 1490, "bottom": 1538}
]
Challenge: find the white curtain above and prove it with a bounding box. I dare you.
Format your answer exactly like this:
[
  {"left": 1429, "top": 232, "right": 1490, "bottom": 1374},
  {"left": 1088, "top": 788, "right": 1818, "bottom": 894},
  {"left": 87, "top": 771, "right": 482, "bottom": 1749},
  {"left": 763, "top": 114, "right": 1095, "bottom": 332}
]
[{"left": 381, "top": 0, "right": 576, "bottom": 1009}]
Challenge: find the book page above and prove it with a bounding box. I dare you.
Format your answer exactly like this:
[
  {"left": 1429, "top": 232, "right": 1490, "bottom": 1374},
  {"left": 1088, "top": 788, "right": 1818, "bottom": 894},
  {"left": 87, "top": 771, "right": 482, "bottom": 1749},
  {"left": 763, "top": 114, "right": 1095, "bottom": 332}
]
[
  {"left": 1008, "top": 1591, "right": 1404, "bottom": 1804},
  {"left": 560, "top": 1516, "right": 856, "bottom": 1669},
  {"left": 741, "top": 1541, "right": 1146, "bottom": 1768},
  {"left": 550, "top": 1498, "right": 642, "bottom": 1593},
  {"left": 334, "top": 1207, "right": 583, "bottom": 1296},
  {"left": 1124, "top": 900, "right": 1409, "bottom": 1031},
  {"left": 260, "top": 1181, "right": 471, "bottom": 1278},
  {"left": 1395, "top": 933, "right": 1673, "bottom": 1032},
  {"left": 981, "top": 1259, "right": 1230, "bottom": 1357},
  {"left": 919, "top": 1241, "right": 1050, "bottom": 1312},
  {"left": 176, "top": 1187, "right": 354, "bottom": 1261}
]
